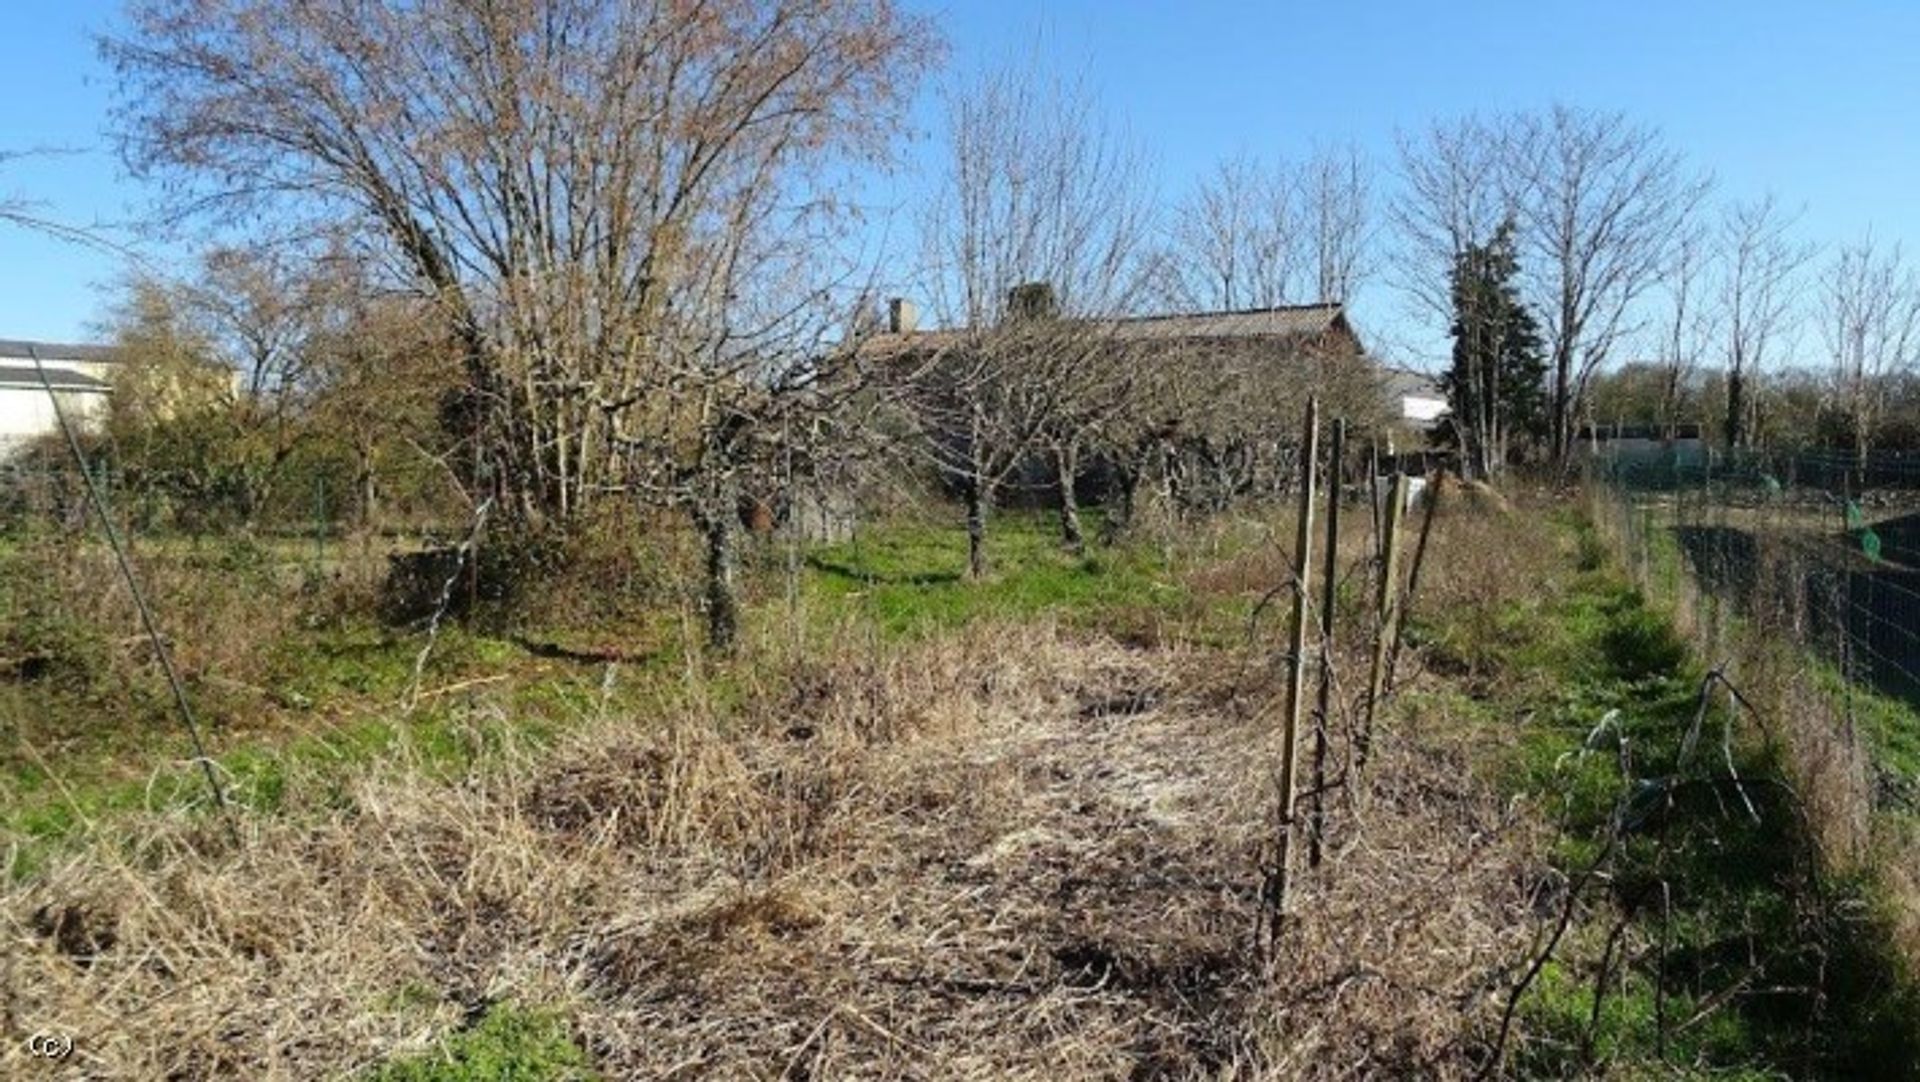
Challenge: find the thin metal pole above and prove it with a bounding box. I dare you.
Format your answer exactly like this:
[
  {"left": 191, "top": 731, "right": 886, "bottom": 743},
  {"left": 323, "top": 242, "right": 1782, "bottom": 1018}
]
[{"left": 29, "top": 346, "right": 234, "bottom": 837}]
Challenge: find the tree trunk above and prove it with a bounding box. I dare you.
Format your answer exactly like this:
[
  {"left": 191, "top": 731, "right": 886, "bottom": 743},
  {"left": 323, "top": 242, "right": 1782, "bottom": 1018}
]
[
  {"left": 1103, "top": 461, "right": 1139, "bottom": 544},
  {"left": 242, "top": 471, "right": 277, "bottom": 538},
  {"left": 1551, "top": 291, "right": 1577, "bottom": 465},
  {"left": 1466, "top": 345, "right": 1493, "bottom": 482},
  {"left": 1661, "top": 366, "right": 1681, "bottom": 441},
  {"left": 697, "top": 491, "right": 741, "bottom": 652},
  {"left": 1054, "top": 443, "right": 1083, "bottom": 553},
  {"left": 965, "top": 480, "right": 989, "bottom": 579},
  {"left": 357, "top": 441, "right": 378, "bottom": 531},
  {"left": 1159, "top": 439, "right": 1180, "bottom": 519}
]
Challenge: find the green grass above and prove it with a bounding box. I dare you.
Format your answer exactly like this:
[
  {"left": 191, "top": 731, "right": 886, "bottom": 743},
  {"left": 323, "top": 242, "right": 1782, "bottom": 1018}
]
[
  {"left": 1808, "top": 661, "right": 1920, "bottom": 784},
  {"left": 366, "top": 1004, "right": 594, "bottom": 1081},
  {"left": 0, "top": 608, "right": 639, "bottom": 881},
  {"left": 0, "top": 687, "right": 592, "bottom": 881},
  {"left": 1609, "top": 495, "right": 1920, "bottom": 788},
  {"left": 1411, "top": 509, "right": 1920, "bottom": 1078},
  {"left": 2, "top": 509, "right": 1242, "bottom": 875},
  {"left": 801, "top": 510, "right": 1193, "bottom": 637}
]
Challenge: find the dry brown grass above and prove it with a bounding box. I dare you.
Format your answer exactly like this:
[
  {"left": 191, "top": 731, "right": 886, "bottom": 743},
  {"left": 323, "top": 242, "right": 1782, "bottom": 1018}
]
[
  {"left": 2, "top": 561, "right": 1561, "bottom": 1081},
  {"left": 1239, "top": 495, "right": 1559, "bottom": 1079},
  {"left": 2, "top": 534, "right": 297, "bottom": 680},
  {"left": 2, "top": 623, "right": 1237, "bottom": 1077},
  {"left": 0, "top": 482, "right": 1631, "bottom": 1081},
  {"left": 1251, "top": 713, "right": 1547, "bottom": 1078}
]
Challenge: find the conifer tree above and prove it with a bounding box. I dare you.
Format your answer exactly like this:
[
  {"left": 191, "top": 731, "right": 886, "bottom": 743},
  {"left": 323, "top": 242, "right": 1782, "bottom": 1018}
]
[{"left": 1441, "top": 220, "right": 1547, "bottom": 478}]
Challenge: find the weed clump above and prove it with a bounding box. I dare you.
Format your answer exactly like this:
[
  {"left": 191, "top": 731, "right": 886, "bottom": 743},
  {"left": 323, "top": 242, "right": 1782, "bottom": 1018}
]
[{"left": 368, "top": 1005, "right": 593, "bottom": 1082}]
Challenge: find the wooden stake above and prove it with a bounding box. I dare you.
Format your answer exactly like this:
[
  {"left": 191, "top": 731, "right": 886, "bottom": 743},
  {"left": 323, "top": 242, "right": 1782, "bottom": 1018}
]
[
  {"left": 1367, "top": 441, "right": 1384, "bottom": 568},
  {"left": 1264, "top": 396, "right": 1318, "bottom": 955},
  {"left": 1362, "top": 472, "right": 1411, "bottom": 769},
  {"left": 1309, "top": 417, "right": 1344, "bottom": 870},
  {"left": 1386, "top": 473, "right": 1443, "bottom": 695}
]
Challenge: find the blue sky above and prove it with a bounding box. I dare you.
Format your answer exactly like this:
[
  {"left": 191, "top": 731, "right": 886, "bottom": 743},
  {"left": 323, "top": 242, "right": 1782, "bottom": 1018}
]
[{"left": 2, "top": 1, "right": 1917, "bottom": 367}]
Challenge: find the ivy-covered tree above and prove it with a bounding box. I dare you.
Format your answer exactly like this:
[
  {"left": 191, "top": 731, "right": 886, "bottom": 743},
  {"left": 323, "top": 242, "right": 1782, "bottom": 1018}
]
[{"left": 1441, "top": 220, "right": 1547, "bottom": 478}]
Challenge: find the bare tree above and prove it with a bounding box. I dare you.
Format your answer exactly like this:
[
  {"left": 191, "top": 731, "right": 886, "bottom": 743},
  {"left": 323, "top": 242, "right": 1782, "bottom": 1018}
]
[
  {"left": 1823, "top": 234, "right": 1920, "bottom": 471},
  {"left": 1157, "top": 153, "right": 1295, "bottom": 311},
  {"left": 107, "top": 0, "right": 938, "bottom": 528},
  {"left": 905, "top": 310, "right": 1078, "bottom": 572},
  {"left": 187, "top": 247, "right": 335, "bottom": 403},
  {"left": 625, "top": 248, "right": 906, "bottom": 647},
  {"left": 1717, "top": 196, "right": 1813, "bottom": 451},
  {"left": 1392, "top": 115, "right": 1518, "bottom": 329},
  {"left": 1299, "top": 142, "right": 1374, "bottom": 304},
  {"left": 1508, "top": 105, "right": 1709, "bottom": 464},
  {"left": 307, "top": 291, "right": 463, "bottom": 534},
  {"left": 185, "top": 247, "right": 381, "bottom": 527},
  {"left": 1654, "top": 217, "right": 1715, "bottom": 439},
  {"left": 108, "top": 0, "right": 938, "bottom": 648},
  {"left": 94, "top": 274, "right": 223, "bottom": 434},
  {"left": 913, "top": 61, "right": 1155, "bottom": 571}
]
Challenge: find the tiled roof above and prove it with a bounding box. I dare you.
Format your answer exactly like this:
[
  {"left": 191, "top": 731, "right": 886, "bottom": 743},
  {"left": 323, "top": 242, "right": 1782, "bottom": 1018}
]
[
  {"left": 1097, "top": 303, "right": 1347, "bottom": 341},
  {"left": 0, "top": 364, "right": 111, "bottom": 391},
  {"left": 1381, "top": 367, "right": 1444, "bottom": 400},
  {"left": 856, "top": 302, "right": 1351, "bottom": 358},
  {"left": 0, "top": 339, "right": 118, "bottom": 364}
]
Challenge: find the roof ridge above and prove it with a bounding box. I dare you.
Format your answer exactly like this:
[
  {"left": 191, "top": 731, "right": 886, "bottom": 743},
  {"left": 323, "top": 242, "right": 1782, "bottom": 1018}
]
[
  {"left": 0, "top": 338, "right": 119, "bottom": 362},
  {"left": 1109, "top": 301, "right": 1343, "bottom": 324}
]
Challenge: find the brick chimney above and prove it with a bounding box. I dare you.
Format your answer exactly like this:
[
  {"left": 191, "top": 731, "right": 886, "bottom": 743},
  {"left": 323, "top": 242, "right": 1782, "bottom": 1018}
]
[
  {"left": 1006, "top": 281, "right": 1057, "bottom": 321},
  {"left": 887, "top": 297, "right": 919, "bottom": 334}
]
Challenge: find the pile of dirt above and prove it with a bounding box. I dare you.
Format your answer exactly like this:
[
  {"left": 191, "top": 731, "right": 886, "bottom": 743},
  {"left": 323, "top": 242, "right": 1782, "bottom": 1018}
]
[{"left": 1430, "top": 471, "right": 1515, "bottom": 515}]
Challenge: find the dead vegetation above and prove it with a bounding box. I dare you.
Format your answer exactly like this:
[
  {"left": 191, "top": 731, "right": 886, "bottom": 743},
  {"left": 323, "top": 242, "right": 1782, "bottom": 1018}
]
[
  {"left": 3, "top": 559, "right": 1553, "bottom": 1080},
  {"left": 1254, "top": 713, "right": 1547, "bottom": 1077}
]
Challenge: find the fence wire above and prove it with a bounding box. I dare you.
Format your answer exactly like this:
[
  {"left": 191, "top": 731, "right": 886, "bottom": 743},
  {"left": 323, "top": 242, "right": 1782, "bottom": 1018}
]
[
  {"left": 0, "top": 450, "right": 478, "bottom": 582},
  {"left": 1592, "top": 444, "right": 1920, "bottom": 761}
]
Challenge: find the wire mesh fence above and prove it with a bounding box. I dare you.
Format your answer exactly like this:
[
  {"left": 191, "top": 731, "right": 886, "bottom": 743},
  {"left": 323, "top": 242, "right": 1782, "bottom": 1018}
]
[
  {"left": 0, "top": 449, "right": 473, "bottom": 587},
  {"left": 1591, "top": 444, "right": 1920, "bottom": 721}
]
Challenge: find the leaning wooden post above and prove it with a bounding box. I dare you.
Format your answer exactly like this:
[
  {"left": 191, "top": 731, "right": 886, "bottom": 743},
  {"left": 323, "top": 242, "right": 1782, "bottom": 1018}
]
[
  {"left": 1308, "top": 417, "right": 1344, "bottom": 870},
  {"left": 1385, "top": 474, "right": 1442, "bottom": 695},
  {"left": 1361, "top": 472, "right": 1410, "bottom": 770},
  {"left": 1264, "top": 396, "right": 1319, "bottom": 956},
  {"left": 1367, "top": 441, "right": 1384, "bottom": 569}
]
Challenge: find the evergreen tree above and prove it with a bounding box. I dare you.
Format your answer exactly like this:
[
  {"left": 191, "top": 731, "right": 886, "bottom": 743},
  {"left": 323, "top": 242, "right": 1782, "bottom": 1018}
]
[{"left": 1440, "top": 220, "right": 1547, "bottom": 478}]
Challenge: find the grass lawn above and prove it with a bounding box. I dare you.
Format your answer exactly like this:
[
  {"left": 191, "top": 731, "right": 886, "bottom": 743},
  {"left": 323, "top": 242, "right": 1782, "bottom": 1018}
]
[{"left": 801, "top": 510, "right": 1194, "bottom": 635}]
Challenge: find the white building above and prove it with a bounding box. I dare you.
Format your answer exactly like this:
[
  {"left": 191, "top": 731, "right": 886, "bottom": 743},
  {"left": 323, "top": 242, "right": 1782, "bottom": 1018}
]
[
  {"left": 0, "top": 340, "right": 117, "bottom": 454},
  {"left": 1382, "top": 368, "right": 1450, "bottom": 428}
]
